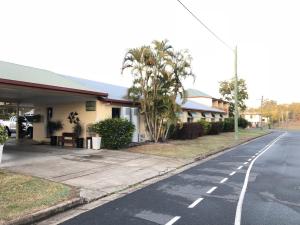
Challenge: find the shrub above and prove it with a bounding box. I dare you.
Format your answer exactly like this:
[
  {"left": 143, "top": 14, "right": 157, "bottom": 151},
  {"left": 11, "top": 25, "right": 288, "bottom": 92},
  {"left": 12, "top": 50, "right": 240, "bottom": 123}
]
[
  {"left": 238, "top": 117, "right": 249, "bottom": 129},
  {"left": 223, "top": 118, "right": 234, "bottom": 132},
  {"left": 47, "top": 121, "right": 63, "bottom": 136},
  {"left": 209, "top": 122, "right": 223, "bottom": 135},
  {"left": 172, "top": 122, "right": 204, "bottom": 140},
  {"left": 91, "top": 118, "right": 135, "bottom": 149},
  {"left": 197, "top": 120, "right": 212, "bottom": 135},
  {"left": 0, "top": 125, "right": 8, "bottom": 145}
]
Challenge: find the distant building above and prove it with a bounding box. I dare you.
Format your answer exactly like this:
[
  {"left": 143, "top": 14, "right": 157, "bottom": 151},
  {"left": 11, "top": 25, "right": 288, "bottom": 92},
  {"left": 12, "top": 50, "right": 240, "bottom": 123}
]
[
  {"left": 185, "top": 89, "right": 230, "bottom": 122},
  {"left": 241, "top": 112, "right": 269, "bottom": 128}
]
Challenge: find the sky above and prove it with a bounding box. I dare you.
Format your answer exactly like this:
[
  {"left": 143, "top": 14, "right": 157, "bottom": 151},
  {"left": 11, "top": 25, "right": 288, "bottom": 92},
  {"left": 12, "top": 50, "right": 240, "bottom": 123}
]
[{"left": 0, "top": 0, "right": 299, "bottom": 107}]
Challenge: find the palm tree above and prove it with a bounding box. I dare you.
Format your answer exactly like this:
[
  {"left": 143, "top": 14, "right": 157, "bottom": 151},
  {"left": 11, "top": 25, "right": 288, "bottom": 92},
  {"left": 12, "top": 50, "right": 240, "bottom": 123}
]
[{"left": 122, "top": 40, "right": 194, "bottom": 142}]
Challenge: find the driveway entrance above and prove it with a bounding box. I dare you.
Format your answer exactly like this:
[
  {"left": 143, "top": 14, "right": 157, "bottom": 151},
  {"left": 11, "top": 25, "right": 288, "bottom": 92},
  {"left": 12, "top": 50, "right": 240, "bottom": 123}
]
[{"left": 1, "top": 140, "right": 187, "bottom": 201}]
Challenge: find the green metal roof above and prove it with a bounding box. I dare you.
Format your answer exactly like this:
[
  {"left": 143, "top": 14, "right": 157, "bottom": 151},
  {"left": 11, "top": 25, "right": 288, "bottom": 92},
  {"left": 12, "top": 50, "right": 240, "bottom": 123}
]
[
  {"left": 186, "top": 88, "right": 213, "bottom": 98},
  {"left": 0, "top": 61, "right": 106, "bottom": 96}
]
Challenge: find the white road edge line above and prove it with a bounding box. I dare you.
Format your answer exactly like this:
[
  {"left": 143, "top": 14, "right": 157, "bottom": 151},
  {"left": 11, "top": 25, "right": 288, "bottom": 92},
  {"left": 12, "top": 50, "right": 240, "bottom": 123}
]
[
  {"left": 234, "top": 132, "right": 287, "bottom": 225},
  {"left": 230, "top": 171, "right": 236, "bottom": 176},
  {"left": 165, "top": 216, "right": 181, "bottom": 225},
  {"left": 188, "top": 198, "right": 204, "bottom": 208},
  {"left": 220, "top": 178, "right": 228, "bottom": 183},
  {"left": 206, "top": 186, "right": 217, "bottom": 194},
  {"left": 237, "top": 166, "right": 243, "bottom": 170}
]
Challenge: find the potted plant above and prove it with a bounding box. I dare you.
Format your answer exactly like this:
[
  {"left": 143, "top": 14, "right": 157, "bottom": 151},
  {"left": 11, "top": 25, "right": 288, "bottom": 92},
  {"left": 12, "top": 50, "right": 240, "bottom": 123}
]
[
  {"left": 68, "top": 112, "right": 84, "bottom": 148},
  {"left": 73, "top": 122, "right": 84, "bottom": 148},
  {"left": 0, "top": 125, "right": 8, "bottom": 163},
  {"left": 90, "top": 122, "right": 102, "bottom": 150},
  {"left": 47, "top": 121, "right": 63, "bottom": 145}
]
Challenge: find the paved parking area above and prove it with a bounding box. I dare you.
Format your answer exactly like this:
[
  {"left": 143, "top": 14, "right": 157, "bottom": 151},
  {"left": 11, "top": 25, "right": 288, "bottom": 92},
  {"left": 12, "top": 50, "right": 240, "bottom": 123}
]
[{"left": 0, "top": 140, "right": 188, "bottom": 201}]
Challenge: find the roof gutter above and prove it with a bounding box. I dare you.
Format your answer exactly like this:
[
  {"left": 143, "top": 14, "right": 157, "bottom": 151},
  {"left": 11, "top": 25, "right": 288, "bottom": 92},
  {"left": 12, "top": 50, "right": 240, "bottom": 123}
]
[
  {"left": 182, "top": 107, "right": 225, "bottom": 114},
  {"left": 98, "top": 97, "right": 139, "bottom": 106},
  {"left": 0, "top": 78, "right": 108, "bottom": 97}
]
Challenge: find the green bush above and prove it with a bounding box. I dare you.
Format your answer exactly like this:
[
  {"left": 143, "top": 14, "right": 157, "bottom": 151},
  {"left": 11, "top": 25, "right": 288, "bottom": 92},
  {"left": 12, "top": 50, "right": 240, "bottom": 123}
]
[
  {"left": 238, "top": 117, "right": 249, "bottom": 129},
  {"left": 197, "top": 120, "right": 212, "bottom": 135},
  {"left": 0, "top": 125, "right": 8, "bottom": 145},
  {"left": 223, "top": 118, "right": 234, "bottom": 132},
  {"left": 91, "top": 118, "right": 135, "bottom": 149}
]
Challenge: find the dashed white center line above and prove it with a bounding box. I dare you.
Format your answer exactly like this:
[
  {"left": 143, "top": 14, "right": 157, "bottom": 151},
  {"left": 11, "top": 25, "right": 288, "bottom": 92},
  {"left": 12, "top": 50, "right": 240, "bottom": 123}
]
[
  {"left": 229, "top": 171, "right": 236, "bottom": 176},
  {"left": 220, "top": 178, "right": 228, "bottom": 183},
  {"left": 237, "top": 166, "right": 243, "bottom": 170},
  {"left": 165, "top": 216, "right": 181, "bottom": 225},
  {"left": 206, "top": 186, "right": 217, "bottom": 194},
  {"left": 188, "top": 198, "right": 204, "bottom": 208},
  {"left": 243, "top": 162, "right": 248, "bottom": 165},
  {"left": 252, "top": 156, "right": 255, "bottom": 158},
  {"left": 248, "top": 158, "right": 252, "bottom": 161}
]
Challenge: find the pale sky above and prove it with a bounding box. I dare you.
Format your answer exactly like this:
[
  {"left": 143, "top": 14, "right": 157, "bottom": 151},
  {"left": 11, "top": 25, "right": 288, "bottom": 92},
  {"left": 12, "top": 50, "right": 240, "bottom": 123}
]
[{"left": 0, "top": 0, "right": 299, "bottom": 107}]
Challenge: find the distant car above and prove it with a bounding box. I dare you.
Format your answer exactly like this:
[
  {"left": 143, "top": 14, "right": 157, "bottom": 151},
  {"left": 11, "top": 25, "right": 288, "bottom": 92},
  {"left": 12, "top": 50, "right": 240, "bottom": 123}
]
[{"left": 0, "top": 116, "right": 33, "bottom": 138}]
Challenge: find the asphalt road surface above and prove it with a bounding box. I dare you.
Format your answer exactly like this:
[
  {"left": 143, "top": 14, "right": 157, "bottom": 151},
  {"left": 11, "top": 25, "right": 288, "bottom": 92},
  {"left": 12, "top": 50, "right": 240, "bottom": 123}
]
[{"left": 60, "top": 131, "right": 300, "bottom": 225}]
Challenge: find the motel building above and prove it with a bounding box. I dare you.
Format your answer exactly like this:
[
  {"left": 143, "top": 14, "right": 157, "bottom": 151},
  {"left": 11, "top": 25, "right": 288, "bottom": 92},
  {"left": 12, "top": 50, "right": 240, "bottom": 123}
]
[{"left": 0, "top": 61, "right": 228, "bottom": 147}]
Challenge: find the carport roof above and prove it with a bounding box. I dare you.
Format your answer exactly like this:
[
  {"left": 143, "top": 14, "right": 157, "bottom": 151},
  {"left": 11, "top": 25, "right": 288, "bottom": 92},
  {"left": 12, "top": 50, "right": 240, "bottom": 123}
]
[{"left": 0, "top": 61, "right": 107, "bottom": 97}]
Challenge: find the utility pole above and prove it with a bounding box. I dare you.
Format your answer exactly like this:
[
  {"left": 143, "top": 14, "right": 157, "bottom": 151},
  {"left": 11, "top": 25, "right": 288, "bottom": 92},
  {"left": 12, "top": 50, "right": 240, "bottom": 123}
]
[
  {"left": 234, "top": 46, "right": 239, "bottom": 140},
  {"left": 260, "top": 96, "right": 264, "bottom": 130}
]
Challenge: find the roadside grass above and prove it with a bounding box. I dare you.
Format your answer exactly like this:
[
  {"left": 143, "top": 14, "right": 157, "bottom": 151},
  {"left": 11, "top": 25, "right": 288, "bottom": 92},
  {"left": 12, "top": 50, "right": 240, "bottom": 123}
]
[
  {"left": 0, "top": 171, "right": 75, "bottom": 224},
  {"left": 129, "top": 129, "right": 270, "bottom": 159}
]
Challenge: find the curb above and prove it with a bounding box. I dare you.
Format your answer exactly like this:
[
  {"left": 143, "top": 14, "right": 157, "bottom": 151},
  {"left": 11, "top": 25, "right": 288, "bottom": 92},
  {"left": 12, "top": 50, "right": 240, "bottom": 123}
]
[{"left": 4, "top": 197, "right": 84, "bottom": 225}]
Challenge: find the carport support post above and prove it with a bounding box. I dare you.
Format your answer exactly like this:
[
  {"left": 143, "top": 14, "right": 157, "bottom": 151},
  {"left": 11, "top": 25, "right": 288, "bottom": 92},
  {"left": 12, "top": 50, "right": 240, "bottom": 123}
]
[{"left": 16, "top": 103, "right": 20, "bottom": 140}]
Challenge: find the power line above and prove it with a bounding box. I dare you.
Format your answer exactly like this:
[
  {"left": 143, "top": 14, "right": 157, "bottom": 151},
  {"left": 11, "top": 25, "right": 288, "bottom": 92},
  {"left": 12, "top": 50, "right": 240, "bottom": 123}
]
[{"left": 176, "top": 0, "right": 234, "bottom": 52}]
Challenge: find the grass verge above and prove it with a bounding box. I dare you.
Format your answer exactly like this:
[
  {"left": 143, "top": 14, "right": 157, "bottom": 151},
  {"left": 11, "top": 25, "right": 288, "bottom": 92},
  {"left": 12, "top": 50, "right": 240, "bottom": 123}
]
[
  {"left": 0, "top": 171, "right": 75, "bottom": 224},
  {"left": 129, "top": 129, "right": 270, "bottom": 159}
]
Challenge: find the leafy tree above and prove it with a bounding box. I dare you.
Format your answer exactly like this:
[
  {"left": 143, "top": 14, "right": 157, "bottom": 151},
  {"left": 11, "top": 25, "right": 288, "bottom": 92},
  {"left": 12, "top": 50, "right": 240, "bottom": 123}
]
[
  {"left": 122, "top": 40, "right": 194, "bottom": 142},
  {"left": 219, "top": 78, "right": 248, "bottom": 117}
]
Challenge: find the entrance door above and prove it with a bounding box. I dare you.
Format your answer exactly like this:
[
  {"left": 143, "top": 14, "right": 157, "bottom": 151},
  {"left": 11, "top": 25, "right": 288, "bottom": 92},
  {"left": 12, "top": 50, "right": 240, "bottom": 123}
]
[{"left": 120, "top": 107, "right": 139, "bottom": 142}]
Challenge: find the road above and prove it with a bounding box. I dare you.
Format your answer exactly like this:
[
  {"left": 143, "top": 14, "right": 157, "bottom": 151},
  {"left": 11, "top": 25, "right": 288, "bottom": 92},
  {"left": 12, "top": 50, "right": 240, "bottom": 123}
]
[{"left": 60, "top": 131, "right": 300, "bottom": 225}]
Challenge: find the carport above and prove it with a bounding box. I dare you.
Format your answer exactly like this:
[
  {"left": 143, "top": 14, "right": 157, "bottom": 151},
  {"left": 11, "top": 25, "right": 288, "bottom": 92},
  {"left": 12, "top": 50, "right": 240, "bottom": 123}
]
[{"left": 0, "top": 61, "right": 107, "bottom": 142}]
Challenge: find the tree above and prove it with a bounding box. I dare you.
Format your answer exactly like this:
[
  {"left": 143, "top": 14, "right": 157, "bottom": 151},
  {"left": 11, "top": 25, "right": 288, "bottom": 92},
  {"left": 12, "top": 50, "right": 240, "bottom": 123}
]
[
  {"left": 122, "top": 40, "right": 194, "bottom": 142},
  {"left": 219, "top": 78, "right": 248, "bottom": 117}
]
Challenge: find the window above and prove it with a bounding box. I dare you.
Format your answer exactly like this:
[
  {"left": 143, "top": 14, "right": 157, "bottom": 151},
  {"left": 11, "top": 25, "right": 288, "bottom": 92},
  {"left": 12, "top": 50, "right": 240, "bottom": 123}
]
[
  {"left": 187, "top": 117, "right": 193, "bottom": 123},
  {"left": 187, "top": 112, "right": 194, "bottom": 123},
  {"left": 112, "top": 108, "right": 121, "bottom": 118}
]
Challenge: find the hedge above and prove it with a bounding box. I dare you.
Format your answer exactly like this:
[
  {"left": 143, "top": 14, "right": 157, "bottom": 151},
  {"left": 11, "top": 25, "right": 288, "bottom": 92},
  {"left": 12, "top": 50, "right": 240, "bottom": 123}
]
[
  {"left": 209, "top": 122, "right": 223, "bottom": 135},
  {"left": 172, "top": 122, "right": 204, "bottom": 140},
  {"left": 223, "top": 118, "right": 235, "bottom": 132},
  {"left": 197, "top": 120, "right": 212, "bottom": 135},
  {"left": 91, "top": 118, "right": 135, "bottom": 149}
]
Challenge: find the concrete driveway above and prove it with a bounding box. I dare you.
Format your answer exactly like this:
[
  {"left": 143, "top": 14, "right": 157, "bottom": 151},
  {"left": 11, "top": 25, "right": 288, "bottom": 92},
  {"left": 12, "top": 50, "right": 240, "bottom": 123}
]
[{"left": 0, "top": 140, "right": 188, "bottom": 201}]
